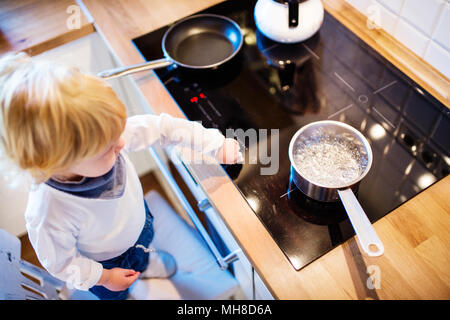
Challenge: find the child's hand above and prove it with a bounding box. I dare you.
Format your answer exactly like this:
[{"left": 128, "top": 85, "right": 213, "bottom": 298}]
[
  {"left": 97, "top": 267, "right": 140, "bottom": 291},
  {"left": 215, "top": 138, "right": 244, "bottom": 164}
]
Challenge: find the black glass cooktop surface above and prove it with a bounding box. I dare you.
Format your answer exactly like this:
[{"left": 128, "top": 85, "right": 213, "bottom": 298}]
[{"left": 133, "top": 0, "right": 450, "bottom": 270}]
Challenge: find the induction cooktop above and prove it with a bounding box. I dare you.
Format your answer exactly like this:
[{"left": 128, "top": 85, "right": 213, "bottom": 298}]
[{"left": 132, "top": 0, "right": 450, "bottom": 270}]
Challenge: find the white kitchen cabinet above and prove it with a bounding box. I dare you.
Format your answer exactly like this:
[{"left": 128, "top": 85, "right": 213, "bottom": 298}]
[
  {"left": 253, "top": 267, "right": 274, "bottom": 300},
  {"left": 203, "top": 205, "right": 254, "bottom": 299},
  {"left": 0, "top": 180, "right": 30, "bottom": 237},
  {"left": 207, "top": 207, "right": 274, "bottom": 300},
  {"left": 168, "top": 153, "right": 273, "bottom": 300},
  {"left": 0, "top": 32, "right": 156, "bottom": 236}
]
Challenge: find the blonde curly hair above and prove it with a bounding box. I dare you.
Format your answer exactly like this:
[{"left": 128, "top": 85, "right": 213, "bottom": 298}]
[{"left": 0, "top": 52, "right": 127, "bottom": 184}]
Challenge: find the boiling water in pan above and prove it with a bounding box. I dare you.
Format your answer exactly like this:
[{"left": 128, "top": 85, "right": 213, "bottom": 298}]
[{"left": 293, "top": 129, "right": 369, "bottom": 188}]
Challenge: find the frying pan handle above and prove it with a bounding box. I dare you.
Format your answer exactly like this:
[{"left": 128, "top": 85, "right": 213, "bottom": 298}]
[
  {"left": 97, "top": 58, "right": 173, "bottom": 80},
  {"left": 337, "top": 188, "right": 384, "bottom": 257}
]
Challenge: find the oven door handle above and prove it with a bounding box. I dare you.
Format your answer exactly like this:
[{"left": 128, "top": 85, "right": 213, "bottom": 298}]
[{"left": 148, "top": 146, "right": 239, "bottom": 270}]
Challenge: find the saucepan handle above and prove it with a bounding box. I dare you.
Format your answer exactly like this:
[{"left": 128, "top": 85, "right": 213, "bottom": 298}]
[
  {"left": 337, "top": 188, "right": 384, "bottom": 257},
  {"left": 97, "top": 58, "right": 173, "bottom": 80}
]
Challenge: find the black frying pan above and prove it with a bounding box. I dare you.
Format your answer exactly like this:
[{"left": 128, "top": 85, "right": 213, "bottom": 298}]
[{"left": 98, "top": 14, "right": 243, "bottom": 80}]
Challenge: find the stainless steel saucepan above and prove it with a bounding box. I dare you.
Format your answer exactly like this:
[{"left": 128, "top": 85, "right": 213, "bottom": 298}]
[{"left": 288, "top": 120, "right": 384, "bottom": 257}]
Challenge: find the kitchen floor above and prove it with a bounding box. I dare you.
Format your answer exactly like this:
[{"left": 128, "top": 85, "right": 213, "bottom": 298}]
[{"left": 19, "top": 170, "right": 177, "bottom": 270}]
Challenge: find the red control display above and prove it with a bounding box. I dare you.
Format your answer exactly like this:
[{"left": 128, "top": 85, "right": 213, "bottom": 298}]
[{"left": 190, "top": 93, "right": 206, "bottom": 103}]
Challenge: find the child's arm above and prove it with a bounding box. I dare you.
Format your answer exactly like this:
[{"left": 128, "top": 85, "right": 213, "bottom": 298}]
[
  {"left": 28, "top": 225, "right": 102, "bottom": 291},
  {"left": 122, "top": 113, "right": 242, "bottom": 163},
  {"left": 27, "top": 218, "right": 137, "bottom": 292}
]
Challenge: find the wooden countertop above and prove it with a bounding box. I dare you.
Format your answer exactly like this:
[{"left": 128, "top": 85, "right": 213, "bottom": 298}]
[
  {"left": 0, "top": 0, "right": 94, "bottom": 56},
  {"left": 3, "top": 0, "right": 449, "bottom": 299}
]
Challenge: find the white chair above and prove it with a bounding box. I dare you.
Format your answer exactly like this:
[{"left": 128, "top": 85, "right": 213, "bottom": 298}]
[
  {"left": 0, "top": 191, "right": 239, "bottom": 300},
  {"left": 0, "top": 228, "right": 64, "bottom": 299}
]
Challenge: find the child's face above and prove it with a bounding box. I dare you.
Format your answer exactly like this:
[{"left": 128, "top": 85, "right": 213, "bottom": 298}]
[{"left": 61, "top": 135, "right": 126, "bottom": 179}]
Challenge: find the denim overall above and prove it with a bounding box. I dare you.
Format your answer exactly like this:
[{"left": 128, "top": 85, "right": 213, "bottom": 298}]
[{"left": 89, "top": 201, "right": 154, "bottom": 300}]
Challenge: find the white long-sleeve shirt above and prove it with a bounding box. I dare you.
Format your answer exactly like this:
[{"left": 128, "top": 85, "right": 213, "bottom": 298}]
[{"left": 25, "top": 113, "right": 225, "bottom": 291}]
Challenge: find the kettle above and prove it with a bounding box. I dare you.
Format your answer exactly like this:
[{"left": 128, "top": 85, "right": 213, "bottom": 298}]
[{"left": 254, "top": 0, "right": 324, "bottom": 43}]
